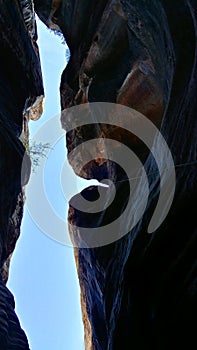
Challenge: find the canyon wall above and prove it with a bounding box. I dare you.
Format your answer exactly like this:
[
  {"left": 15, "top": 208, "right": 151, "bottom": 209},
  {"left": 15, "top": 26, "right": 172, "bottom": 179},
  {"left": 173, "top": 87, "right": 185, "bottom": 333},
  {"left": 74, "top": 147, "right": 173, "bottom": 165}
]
[
  {"left": 0, "top": 0, "right": 43, "bottom": 348},
  {"left": 0, "top": 1, "right": 196, "bottom": 349},
  {"left": 35, "top": 1, "right": 197, "bottom": 349}
]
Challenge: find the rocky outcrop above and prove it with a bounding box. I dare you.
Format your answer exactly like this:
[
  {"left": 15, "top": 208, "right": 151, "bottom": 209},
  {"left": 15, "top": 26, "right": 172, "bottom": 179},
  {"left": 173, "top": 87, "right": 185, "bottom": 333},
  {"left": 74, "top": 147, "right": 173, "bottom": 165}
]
[{"left": 0, "top": 0, "right": 43, "bottom": 348}]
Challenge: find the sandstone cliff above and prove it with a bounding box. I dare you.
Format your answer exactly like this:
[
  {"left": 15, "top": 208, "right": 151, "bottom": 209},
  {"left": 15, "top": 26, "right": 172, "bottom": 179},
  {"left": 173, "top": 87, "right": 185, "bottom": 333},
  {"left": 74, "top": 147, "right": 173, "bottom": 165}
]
[
  {"left": 35, "top": 1, "right": 197, "bottom": 349},
  {"left": 0, "top": 0, "right": 43, "bottom": 348},
  {"left": 0, "top": 1, "right": 196, "bottom": 349}
]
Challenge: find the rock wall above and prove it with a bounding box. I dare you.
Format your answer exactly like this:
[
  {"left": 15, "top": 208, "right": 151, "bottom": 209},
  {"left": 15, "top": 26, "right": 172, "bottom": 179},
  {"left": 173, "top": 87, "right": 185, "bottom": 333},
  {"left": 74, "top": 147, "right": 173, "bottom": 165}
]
[
  {"left": 35, "top": 1, "right": 197, "bottom": 349},
  {"left": 0, "top": 0, "right": 196, "bottom": 349},
  {"left": 0, "top": 0, "right": 43, "bottom": 348}
]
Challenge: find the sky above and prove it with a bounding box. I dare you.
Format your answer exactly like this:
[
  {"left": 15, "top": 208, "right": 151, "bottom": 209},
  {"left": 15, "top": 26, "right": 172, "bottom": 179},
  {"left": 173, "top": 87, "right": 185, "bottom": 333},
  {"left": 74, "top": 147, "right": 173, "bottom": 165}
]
[{"left": 7, "top": 18, "right": 86, "bottom": 350}]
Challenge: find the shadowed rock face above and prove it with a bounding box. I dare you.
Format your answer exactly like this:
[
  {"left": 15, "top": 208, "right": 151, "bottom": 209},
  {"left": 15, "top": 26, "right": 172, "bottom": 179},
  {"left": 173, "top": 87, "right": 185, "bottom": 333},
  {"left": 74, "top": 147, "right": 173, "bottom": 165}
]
[
  {"left": 35, "top": 1, "right": 197, "bottom": 349},
  {"left": 0, "top": 0, "right": 196, "bottom": 349},
  {"left": 0, "top": 0, "right": 43, "bottom": 348}
]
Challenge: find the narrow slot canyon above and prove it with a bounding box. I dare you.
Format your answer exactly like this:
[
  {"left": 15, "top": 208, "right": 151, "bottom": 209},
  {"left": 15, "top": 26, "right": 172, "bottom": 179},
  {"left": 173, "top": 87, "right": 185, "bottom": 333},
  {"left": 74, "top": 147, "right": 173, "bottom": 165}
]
[
  {"left": 7, "top": 18, "right": 85, "bottom": 350},
  {"left": 0, "top": 1, "right": 196, "bottom": 350}
]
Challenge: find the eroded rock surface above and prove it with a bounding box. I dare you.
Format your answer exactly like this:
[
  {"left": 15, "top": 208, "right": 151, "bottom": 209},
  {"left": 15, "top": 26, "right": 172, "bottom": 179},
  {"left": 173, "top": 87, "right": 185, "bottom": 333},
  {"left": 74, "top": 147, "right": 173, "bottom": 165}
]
[
  {"left": 0, "top": 0, "right": 196, "bottom": 349},
  {"left": 0, "top": 0, "right": 43, "bottom": 348},
  {"left": 40, "top": 1, "right": 196, "bottom": 349}
]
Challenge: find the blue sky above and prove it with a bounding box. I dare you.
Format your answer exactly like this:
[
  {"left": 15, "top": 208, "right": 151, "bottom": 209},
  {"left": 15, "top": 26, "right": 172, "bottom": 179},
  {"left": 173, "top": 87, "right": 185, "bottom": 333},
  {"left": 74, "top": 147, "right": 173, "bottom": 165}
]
[{"left": 7, "top": 18, "right": 85, "bottom": 350}]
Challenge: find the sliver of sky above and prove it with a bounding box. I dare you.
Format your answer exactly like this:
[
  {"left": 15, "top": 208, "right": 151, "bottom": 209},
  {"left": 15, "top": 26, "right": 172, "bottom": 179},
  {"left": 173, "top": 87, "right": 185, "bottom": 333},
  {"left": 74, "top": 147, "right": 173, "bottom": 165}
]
[{"left": 7, "top": 18, "right": 85, "bottom": 350}]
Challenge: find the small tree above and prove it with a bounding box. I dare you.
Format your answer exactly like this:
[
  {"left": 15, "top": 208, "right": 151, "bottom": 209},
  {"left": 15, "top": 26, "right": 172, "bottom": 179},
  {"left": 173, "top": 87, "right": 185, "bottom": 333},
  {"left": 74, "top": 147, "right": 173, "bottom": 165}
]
[
  {"left": 49, "top": 28, "right": 70, "bottom": 61},
  {"left": 29, "top": 141, "right": 52, "bottom": 172}
]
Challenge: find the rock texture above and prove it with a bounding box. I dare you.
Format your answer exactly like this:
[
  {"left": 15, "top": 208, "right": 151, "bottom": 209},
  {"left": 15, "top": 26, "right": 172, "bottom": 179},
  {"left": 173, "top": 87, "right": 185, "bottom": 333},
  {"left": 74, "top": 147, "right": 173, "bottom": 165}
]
[
  {"left": 36, "top": 1, "right": 196, "bottom": 349},
  {"left": 0, "top": 0, "right": 43, "bottom": 348},
  {"left": 0, "top": 1, "right": 196, "bottom": 350}
]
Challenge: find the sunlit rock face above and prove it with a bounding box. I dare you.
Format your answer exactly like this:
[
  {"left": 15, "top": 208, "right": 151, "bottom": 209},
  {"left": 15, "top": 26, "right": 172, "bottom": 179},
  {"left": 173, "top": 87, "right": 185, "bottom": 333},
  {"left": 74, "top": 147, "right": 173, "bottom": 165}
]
[
  {"left": 0, "top": 1, "right": 43, "bottom": 348},
  {"left": 35, "top": 1, "right": 197, "bottom": 349}
]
